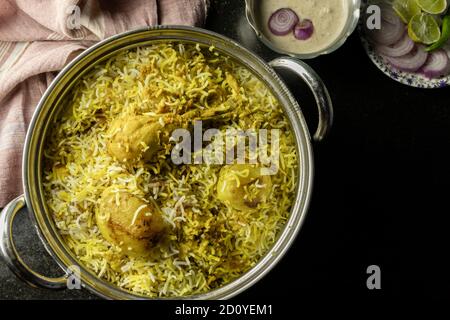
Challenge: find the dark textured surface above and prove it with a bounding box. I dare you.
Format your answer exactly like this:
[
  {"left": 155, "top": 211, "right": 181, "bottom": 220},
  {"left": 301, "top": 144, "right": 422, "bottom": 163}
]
[{"left": 1, "top": 0, "right": 450, "bottom": 301}]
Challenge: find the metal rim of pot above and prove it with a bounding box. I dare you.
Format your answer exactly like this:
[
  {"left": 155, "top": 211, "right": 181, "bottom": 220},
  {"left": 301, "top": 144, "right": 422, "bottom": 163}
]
[{"left": 0, "top": 25, "right": 333, "bottom": 300}]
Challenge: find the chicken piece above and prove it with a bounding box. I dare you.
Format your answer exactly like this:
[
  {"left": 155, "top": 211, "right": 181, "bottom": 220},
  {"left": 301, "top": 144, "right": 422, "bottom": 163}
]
[
  {"left": 106, "top": 114, "right": 182, "bottom": 164},
  {"left": 216, "top": 164, "right": 272, "bottom": 211},
  {"left": 96, "top": 188, "right": 166, "bottom": 257},
  {"left": 107, "top": 104, "right": 235, "bottom": 164}
]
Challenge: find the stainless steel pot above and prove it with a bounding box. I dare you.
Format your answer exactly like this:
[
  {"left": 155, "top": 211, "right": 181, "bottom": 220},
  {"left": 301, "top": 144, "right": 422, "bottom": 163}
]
[{"left": 0, "top": 26, "right": 333, "bottom": 299}]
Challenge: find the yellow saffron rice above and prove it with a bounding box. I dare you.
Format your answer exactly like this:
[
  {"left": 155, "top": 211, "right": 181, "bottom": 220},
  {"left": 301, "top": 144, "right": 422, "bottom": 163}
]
[{"left": 43, "top": 42, "right": 298, "bottom": 297}]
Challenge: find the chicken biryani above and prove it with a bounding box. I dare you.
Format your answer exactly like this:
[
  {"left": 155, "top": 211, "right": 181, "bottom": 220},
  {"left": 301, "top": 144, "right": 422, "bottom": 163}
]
[{"left": 43, "top": 42, "right": 298, "bottom": 297}]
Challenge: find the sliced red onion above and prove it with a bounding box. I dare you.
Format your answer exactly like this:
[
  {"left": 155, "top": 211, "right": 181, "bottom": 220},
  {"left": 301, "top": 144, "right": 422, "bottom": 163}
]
[
  {"left": 375, "top": 33, "right": 414, "bottom": 57},
  {"left": 443, "top": 43, "right": 450, "bottom": 56},
  {"left": 294, "top": 19, "right": 314, "bottom": 40},
  {"left": 367, "top": 5, "right": 404, "bottom": 46},
  {"left": 368, "top": 21, "right": 404, "bottom": 46},
  {"left": 383, "top": 45, "right": 428, "bottom": 72},
  {"left": 421, "top": 49, "right": 450, "bottom": 79},
  {"left": 380, "top": 4, "right": 401, "bottom": 25},
  {"left": 268, "top": 8, "right": 299, "bottom": 36}
]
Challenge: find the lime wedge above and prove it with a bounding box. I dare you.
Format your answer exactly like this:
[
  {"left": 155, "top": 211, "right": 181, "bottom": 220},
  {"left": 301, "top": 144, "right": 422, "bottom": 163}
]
[
  {"left": 393, "top": 0, "right": 422, "bottom": 23},
  {"left": 416, "top": 0, "right": 448, "bottom": 14},
  {"left": 408, "top": 13, "right": 441, "bottom": 44},
  {"left": 427, "top": 15, "right": 450, "bottom": 51}
]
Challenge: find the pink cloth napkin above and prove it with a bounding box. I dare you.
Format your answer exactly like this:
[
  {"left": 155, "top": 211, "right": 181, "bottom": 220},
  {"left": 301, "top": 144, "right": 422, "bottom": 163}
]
[{"left": 0, "top": 0, "right": 209, "bottom": 207}]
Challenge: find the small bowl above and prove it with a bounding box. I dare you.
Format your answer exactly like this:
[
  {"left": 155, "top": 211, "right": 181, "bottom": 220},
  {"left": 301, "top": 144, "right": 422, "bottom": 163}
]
[{"left": 245, "top": 0, "right": 361, "bottom": 59}]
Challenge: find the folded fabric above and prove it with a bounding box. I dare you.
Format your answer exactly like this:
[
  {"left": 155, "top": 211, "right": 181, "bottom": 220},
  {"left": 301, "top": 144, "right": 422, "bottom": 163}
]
[{"left": 0, "top": 0, "right": 209, "bottom": 207}]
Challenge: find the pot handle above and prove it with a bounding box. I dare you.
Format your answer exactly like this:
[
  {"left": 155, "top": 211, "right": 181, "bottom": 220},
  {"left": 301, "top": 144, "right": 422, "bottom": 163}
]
[
  {"left": 269, "top": 57, "right": 334, "bottom": 142},
  {"left": 0, "top": 195, "right": 67, "bottom": 289}
]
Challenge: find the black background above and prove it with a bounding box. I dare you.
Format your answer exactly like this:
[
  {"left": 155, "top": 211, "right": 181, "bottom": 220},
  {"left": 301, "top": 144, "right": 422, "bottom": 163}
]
[{"left": 1, "top": 0, "right": 449, "bottom": 305}]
